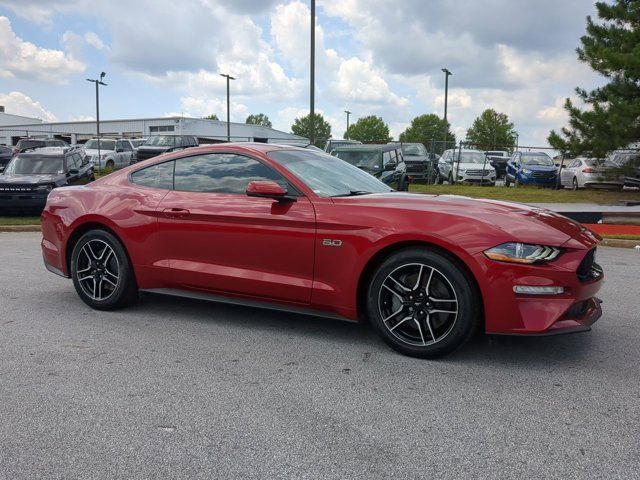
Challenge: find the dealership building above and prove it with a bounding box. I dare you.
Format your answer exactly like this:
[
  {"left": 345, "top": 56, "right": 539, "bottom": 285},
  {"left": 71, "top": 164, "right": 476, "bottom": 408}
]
[{"left": 0, "top": 109, "right": 308, "bottom": 146}]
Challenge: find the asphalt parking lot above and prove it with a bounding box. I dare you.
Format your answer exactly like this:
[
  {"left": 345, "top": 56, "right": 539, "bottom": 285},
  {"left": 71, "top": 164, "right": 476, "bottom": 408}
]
[{"left": 1, "top": 233, "right": 639, "bottom": 479}]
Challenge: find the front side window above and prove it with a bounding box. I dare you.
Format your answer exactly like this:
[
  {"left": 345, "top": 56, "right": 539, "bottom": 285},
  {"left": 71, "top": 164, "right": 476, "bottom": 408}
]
[
  {"left": 174, "top": 154, "right": 284, "bottom": 194},
  {"left": 130, "top": 161, "right": 174, "bottom": 189},
  {"left": 145, "top": 136, "right": 182, "bottom": 147},
  {"left": 268, "top": 149, "right": 391, "bottom": 197}
]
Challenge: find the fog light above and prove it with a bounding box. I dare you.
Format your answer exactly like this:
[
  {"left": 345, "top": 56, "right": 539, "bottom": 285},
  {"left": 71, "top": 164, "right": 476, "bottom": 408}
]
[{"left": 513, "top": 285, "right": 564, "bottom": 295}]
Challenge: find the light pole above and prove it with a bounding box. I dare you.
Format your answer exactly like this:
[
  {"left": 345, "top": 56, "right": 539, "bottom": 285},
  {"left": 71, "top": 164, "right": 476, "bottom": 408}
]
[
  {"left": 220, "top": 73, "right": 235, "bottom": 142},
  {"left": 344, "top": 110, "right": 351, "bottom": 139},
  {"left": 441, "top": 68, "right": 452, "bottom": 147},
  {"left": 86, "top": 72, "right": 107, "bottom": 171},
  {"left": 310, "top": 0, "right": 316, "bottom": 146}
]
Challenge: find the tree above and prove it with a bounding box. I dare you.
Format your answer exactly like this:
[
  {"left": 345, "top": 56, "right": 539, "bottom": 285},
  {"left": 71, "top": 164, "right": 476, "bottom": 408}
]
[
  {"left": 245, "top": 113, "right": 273, "bottom": 128},
  {"left": 346, "top": 115, "right": 391, "bottom": 143},
  {"left": 548, "top": 0, "right": 640, "bottom": 169},
  {"left": 203, "top": 114, "right": 219, "bottom": 121},
  {"left": 399, "top": 114, "right": 456, "bottom": 153},
  {"left": 290, "top": 113, "right": 331, "bottom": 148},
  {"left": 466, "top": 109, "right": 517, "bottom": 150}
]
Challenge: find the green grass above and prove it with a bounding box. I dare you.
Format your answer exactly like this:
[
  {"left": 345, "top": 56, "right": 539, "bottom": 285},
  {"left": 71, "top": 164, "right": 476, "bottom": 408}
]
[
  {"left": 409, "top": 183, "right": 640, "bottom": 204},
  {"left": 601, "top": 234, "right": 640, "bottom": 241},
  {"left": 0, "top": 216, "right": 40, "bottom": 226}
]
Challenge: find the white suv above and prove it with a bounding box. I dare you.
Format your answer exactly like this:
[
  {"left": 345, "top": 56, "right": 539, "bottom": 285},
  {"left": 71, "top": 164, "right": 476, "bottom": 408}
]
[
  {"left": 437, "top": 149, "right": 496, "bottom": 185},
  {"left": 83, "top": 138, "right": 135, "bottom": 170}
]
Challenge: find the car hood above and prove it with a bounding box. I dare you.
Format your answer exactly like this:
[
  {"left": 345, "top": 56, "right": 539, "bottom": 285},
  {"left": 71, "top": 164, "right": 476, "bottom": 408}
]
[
  {"left": 403, "top": 155, "right": 430, "bottom": 163},
  {"left": 137, "top": 146, "right": 172, "bottom": 152},
  {"left": 522, "top": 164, "right": 557, "bottom": 172},
  {"left": 0, "top": 173, "right": 60, "bottom": 184},
  {"left": 85, "top": 149, "right": 116, "bottom": 156},
  {"left": 333, "top": 193, "right": 593, "bottom": 248},
  {"left": 455, "top": 162, "right": 494, "bottom": 170}
]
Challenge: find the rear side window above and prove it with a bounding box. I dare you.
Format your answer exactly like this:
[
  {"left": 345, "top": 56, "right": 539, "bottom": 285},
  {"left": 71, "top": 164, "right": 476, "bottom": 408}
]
[
  {"left": 174, "top": 153, "right": 284, "bottom": 194},
  {"left": 130, "top": 161, "right": 174, "bottom": 189}
]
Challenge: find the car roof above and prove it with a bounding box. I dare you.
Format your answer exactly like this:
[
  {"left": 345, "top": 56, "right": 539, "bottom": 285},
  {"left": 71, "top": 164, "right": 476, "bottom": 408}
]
[{"left": 18, "top": 147, "right": 68, "bottom": 156}]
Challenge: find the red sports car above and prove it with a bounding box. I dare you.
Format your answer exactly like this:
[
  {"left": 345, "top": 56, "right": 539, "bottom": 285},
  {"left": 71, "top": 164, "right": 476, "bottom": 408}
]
[{"left": 41, "top": 143, "right": 603, "bottom": 358}]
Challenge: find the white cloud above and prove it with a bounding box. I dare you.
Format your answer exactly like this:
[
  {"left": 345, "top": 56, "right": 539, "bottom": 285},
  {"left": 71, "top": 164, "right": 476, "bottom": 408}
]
[
  {"left": 0, "top": 91, "right": 57, "bottom": 122},
  {"left": 84, "top": 31, "right": 108, "bottom": 50},
  {"left": 0, "top": 16, "right": 84, "bottom": 83}
]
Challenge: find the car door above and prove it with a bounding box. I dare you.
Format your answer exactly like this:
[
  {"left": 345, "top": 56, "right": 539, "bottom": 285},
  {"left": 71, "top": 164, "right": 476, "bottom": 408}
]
[
  {"left": 64, "top": 154, "right": 83, "bottom": 186},
  {"left": 381, "top": 150, "right": 399, "bottom": 189},
  {"left": 439, "top": 151, "right": 450, "bottom": 178},
  {"left": 560, "top": 160, "right": 576, "bottom": 187},
  {"left": 120, "top": 140, "right": 133, "bottom": 166},
  {"left": 156, "top": 152, "right": 316, "bottom": 304}
]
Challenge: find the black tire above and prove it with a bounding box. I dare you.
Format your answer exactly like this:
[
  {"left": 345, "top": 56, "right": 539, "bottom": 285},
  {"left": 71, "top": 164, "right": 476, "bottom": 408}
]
[
  {"left": 448, "top": 173, "right": 453, "bottom": 184},
  {"left": 436, "top": 171, "right": 444, "bottom": 184},
  {"left": 71, "top": 229, "right": 138, "bottom": 310},
  {"left": 105, "top": 160, "right": 114, "bottom": 170},
  {"left": 366, "top": 248, "right": 481, "bottom": 358},
  {"left": 400, "top": 176, "right": 409, "bottom": 191},
  {"left": 514, "top": 176, "right": 520, "bottom": 187},
  {"left": 572, "top": 177, "right": 579, "bottom": 190}
]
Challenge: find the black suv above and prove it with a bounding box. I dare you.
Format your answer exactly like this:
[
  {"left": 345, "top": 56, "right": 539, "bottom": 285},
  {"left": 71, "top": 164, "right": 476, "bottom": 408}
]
[
  {"left": 0, "top": 147, "right": 94, "bottom": 214},
  {"left": 389, "top": 142, "right": 437, "bottom": 183},
  {"left": 132, "top": 135, "right": 199, "bottom": 163},
  {"left": 331, "top": 144, "right": 409, "bottom": 190},
  {"left": 13, "top": 138, "right": 71, "bottom": 155}
]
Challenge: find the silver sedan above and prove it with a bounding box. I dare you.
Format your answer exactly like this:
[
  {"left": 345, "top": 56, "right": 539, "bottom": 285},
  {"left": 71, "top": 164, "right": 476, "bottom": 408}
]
[{"left": 559, "top": 158, "right": 624, "bottom": 190}]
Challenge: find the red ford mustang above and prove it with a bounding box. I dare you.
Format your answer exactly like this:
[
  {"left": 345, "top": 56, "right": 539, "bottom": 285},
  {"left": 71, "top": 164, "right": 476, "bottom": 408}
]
[{"left": 41, "top": 143, "right": 603, "bottom": 358}]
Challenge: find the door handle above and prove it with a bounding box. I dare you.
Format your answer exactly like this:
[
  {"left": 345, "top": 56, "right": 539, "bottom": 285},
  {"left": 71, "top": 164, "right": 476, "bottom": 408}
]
[{"left": 162, "top": 208, "right": 190, "bottom": 219}]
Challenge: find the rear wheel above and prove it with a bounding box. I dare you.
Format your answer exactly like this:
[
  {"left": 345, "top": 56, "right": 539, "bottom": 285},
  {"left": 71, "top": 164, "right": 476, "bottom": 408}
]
[
  {"left": 366, "top": 248, "right": 481, "bottom": 358},
  {"left": 572, "top": 177, "right": 579, "bottom": 190},
  {"left": 436, "top": 170, "right": 444, "bottom": 184},
  {"left": 71, "top": 229, "right": 138, "bottom": 310},
  {"left": 105, "top": 160, "right": 114, "bottom": 170},
  {"left": 504, "top": 176, "right": 511, "bottom": 187}
]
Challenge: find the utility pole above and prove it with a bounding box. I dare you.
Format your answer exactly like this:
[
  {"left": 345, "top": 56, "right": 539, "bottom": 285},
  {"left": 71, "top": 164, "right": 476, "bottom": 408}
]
[
  {"left": 220, "top": 73, "right": 235, "bottom": 142},
  {"left": 86, "top": 72, "right": 107, "bottom": 172},
  {"left": 310, "top": 0, "right": 316, "bottom": 145},
  {"left": 441, "top": 68, "right": 452, "bottom": 148},
  {"left": 344, "top": 110, "right": 351, "bottom": 139}
]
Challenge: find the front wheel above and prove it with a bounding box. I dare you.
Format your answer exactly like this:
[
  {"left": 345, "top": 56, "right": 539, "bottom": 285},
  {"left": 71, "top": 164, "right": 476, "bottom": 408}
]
[
  {"left": 436, "top": 171, "right": 444, "bottom": 184},
  {"left": 366, "top": 248, "right": 481, "bottom": 358},
  {"left": 71, "top": 229, "right": 138, "bottom": 310},
  {"left": 572, "top": 177, "right": 579, "bottom": 190}
]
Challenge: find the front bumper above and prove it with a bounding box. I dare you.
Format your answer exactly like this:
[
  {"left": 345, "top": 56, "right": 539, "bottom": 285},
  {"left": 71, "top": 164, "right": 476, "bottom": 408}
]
[
  {"left": 518, "top": 174, "right": 557, "bottom": 186},
  {"left": 0, "top": 194, "right": 48, "bottom": 213},
  {"left": 458, "top": 173, "right": 496, "bottom": 184},
  {"left": 475, "top": 246, "right": 604, "bottom": 335}
]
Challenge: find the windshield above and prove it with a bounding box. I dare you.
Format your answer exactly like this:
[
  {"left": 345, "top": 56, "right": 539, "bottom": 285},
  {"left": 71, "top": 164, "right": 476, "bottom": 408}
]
[
  {"left": 609, "top": 153, "right": 638, "bottom": 166},
  {"left": 486, "top": 151, "right": 507, "bottom": 157},
  {"left": 131, "top": 140, "right": 145, "bottom": 147},
  {"left": 84, "top": 139, "right": 116, "bottom": 151},
  {"left": 453, "top": 151, "right": 487, "bottom": 164},
  {"left": 16, "top": 140, "right": 45, "bottom": 149},
  {"left": 268, "top": 149, "right": 392, "bottom": 197},
  {"left": 521, "top": 154, "right": 554, "bottom": 166},
  {"left": 5, "top": 155, "right": 62, "bottom": 175},
  {"left": 333, "top": 150, "right": 381, "bottom": 171},
  {"left": 145, "top": 136, "right": 183, "bottom": 147},
  {"left": 401, "top": 144, "right": 427, "bottom": 156}
]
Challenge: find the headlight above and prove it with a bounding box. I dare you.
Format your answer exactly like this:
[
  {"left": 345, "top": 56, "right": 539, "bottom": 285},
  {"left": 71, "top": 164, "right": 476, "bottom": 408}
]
[
  {"left": 484, "top": 242, "right": 561, "bottom": 264},
  {"left": 35, "top": 184, "right": 53, "bottom": 193},
  {"left": 458, "top": 168, "right": 466, "bottom": 174},
  {"left": 101, "top": 153, "right": 109, "bottom": 159},
  {"left": 522, "top": 168, "right": 532, "bottom": 174}
]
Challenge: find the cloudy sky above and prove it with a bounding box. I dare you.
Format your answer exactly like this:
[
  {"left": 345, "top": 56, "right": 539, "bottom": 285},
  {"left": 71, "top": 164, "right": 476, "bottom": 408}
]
[{"left": 0, "top": 0, "right": 602, "bottom": 146}]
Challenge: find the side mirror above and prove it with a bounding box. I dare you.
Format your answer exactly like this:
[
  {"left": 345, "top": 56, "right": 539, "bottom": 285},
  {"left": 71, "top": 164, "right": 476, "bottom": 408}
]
[
  {"left": 384, "top": 162, "right": 397, "bottom": 171},
  {"left": 246, "top": 180, "right": 294, "bottom": 202},
  {"left": 68, "top": 168, "right": 79, "bottom": 175},
  {"left": 116, "top": 147, "right": 124, "bottom": 152}
]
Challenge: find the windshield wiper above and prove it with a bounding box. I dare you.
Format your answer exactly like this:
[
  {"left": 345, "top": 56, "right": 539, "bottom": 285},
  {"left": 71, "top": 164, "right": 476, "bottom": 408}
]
[{"left": 332, "top": 190, "right": 373, "bottom": 197}]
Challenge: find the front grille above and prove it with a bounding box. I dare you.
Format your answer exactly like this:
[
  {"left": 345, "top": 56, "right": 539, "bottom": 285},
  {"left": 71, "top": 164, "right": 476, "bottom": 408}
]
[
  {"left": 406, "top": 164, "right": 427, "bottom": 173},
  {"left": 136, "top": 150, "right": 161, "bottom": 161},
  {"left": 532, "top": 171, "right": 555, "bottom": 178},
  {"left": 577, "top": 248, "right": 603, "bottom": 282},
  {"left": 0, "top": 185, "right": 35, "bottom": 192},
  {"left": 465, "top": 169, "right": 492, "bottom": 176}
]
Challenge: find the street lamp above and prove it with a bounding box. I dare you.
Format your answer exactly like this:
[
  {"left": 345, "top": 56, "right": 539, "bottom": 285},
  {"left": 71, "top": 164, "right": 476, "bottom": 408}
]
[
  {"left": 220, "top": 73, "right": 235, "bottom": 142},
  {"left": 310, "top": 0, "right": 316, "bottom": 145},
  {"left": 441, "top": 68, "right": 452, "bottom": 147},
  {"left": 86, "top": 72, "right": 107, "bottom": 171},
  {"left": 344, "top": 110, "right": 351, "bottom": 139}
]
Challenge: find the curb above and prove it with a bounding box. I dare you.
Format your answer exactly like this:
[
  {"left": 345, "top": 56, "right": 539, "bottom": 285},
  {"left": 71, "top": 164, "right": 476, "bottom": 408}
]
[
  {"left": 600, "top": 238, "right": 640, "bottom": 249},
  {"left": 0, "top": 225, "right": 41, "bottom": 233}
]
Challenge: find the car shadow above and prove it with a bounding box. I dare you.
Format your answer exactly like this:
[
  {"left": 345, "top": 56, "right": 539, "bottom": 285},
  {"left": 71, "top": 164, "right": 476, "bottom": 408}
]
[{"left": 131, "top": 293, "right": 599, "bottom": 367}]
